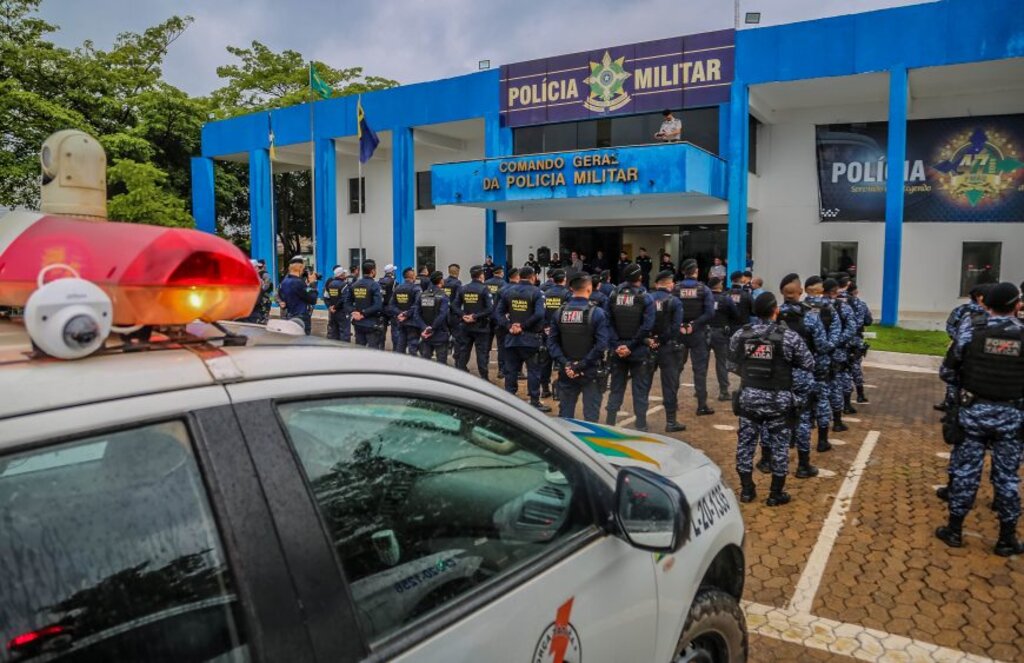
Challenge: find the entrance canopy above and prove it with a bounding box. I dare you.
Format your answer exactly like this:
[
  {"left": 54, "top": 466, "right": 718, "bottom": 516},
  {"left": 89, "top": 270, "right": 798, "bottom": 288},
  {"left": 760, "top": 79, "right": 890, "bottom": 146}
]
[{"left": 430, "top": 142, "right": 727, "bottom": 222}]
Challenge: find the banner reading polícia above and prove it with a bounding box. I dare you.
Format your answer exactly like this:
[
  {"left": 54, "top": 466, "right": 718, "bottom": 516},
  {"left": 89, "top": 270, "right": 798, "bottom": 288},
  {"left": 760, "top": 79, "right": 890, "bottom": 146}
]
[
  {"left": 816, "top": 113, "right": 1024, "bottom": 222},
  {"left": 500, "top": 30, "right": 734, "bottom": 128}
]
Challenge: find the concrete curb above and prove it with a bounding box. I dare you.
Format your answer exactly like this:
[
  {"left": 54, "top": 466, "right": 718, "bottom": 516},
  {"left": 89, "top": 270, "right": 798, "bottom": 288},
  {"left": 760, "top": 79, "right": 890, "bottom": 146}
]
[{"left": 863, "top": 349, "right": 942, "bottom": 374}]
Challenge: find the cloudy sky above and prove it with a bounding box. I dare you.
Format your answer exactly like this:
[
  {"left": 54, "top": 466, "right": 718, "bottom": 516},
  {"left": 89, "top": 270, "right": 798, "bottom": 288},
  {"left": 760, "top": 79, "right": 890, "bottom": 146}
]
[{"left": 38, "top": 0, "right": 934, "bottom": 96}]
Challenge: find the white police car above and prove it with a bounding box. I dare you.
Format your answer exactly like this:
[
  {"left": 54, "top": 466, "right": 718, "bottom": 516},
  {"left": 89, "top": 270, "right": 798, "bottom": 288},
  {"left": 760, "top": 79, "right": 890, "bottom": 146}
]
[{"left": 0, "top": 133, "right": 746, "bottom": 663}]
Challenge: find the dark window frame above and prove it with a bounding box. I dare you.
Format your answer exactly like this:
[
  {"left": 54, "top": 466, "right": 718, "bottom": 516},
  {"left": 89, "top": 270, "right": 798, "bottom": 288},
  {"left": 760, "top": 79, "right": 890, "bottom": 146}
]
[
  {"left": 348, "top": 177, "right": 366, "bottom": 214},
  {"left": 959, "top": 241, "right": 1001, "bottom": 297},
  {"left": 415, "top": 171, "right": 435, "bottom": 210}
]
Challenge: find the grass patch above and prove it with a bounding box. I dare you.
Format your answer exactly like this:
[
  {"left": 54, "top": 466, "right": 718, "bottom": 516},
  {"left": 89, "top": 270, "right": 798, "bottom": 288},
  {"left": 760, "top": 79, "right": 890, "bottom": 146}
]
[{"left": 867, "top": 326, "right": 949, "bottom": 357}]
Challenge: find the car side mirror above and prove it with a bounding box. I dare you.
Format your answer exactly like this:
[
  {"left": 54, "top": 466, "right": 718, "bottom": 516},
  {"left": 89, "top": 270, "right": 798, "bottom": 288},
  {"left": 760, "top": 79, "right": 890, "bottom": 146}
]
[{"left": 613, "top": 466, "right": 691, "bottom": 553}]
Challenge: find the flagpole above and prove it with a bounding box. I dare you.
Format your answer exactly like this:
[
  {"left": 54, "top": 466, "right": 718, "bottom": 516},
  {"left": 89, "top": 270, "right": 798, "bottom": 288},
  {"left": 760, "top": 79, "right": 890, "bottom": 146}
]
[
  {"left": 308, "top": 62, "right": 317, "bottom": 273},
  {"left": 358, "top": 95, "right": 364, "bottom": 267}
]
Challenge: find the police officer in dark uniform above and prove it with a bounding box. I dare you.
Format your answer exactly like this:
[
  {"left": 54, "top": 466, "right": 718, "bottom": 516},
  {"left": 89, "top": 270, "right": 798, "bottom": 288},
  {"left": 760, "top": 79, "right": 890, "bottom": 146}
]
[
  {"left": 803, "top": 276, "right": 841, "bottom": 453},
  {"left": 590, "top": 273, "right": 610, "bottom": 310},
  {"left": 443, "top": 264, "right": 464, "bottom": 359},
  {"left": 548, "top": 273, "right": 610, "bottom": 422},
  {"left": 728, "top": 270, "right": 754, "bottom": 325},
  {"left": 635, "top": 248, "right": 653, "bottom": 290},
  {"left": 323, "top": 266, "right": 348, "bottom": 341},
  {"left": 494, "top": 267, "right": 520, "bottom": 380},
  {"left": 846, "top": 281, "right": 873, "bottom": 404},
  {"left": 649, "top": 270, "right": 686, "bottom": 433},
  {"left": 343, "top": 260, "right": 384, "bottom": 348},
  {"left": 675, "top": 258, "right": 716, "bottom": 416},
  {"left": 494, "top": 266, "right": 550, "bottom": 412},
  {"left": 377, "top": 264, "right": 397, "bottom": 350},
  {"left": 415, "top": 271, "right": 451, "bottom": 364},
  {"left": 540, "top": 269, "right": 571, "bottom": 399},
  {"left": 388, "top": 267, "right": 423, "bottom": 355},
  {"left": 599, "top": 270, "right": 615, "bottom": 300},
  {"left": 616, "top": 252, "right": 631, "bottom": 284},
  {"left": 484, "top": 266, "right": 507, "bottom": 378},
  {"left": 453, "top": 265, "right": 494, "bottom": 379},
  {"left": 936, "top": 282, "right": 1024, "bottom": 556},
  {"left": 418, "top": 266, "right": 432, "bottom": 291},
  {"left": 604, "top": 263, "right": 656, "bottom": 430},
  {"left": 729, "top": 293, "right": 815, "bottom": 506},
  {"left": 824, "top": 278, "right": 857, "bottom": 432},
  {"left": 708, "top": 276, "right": 739, "bottom": 401}
]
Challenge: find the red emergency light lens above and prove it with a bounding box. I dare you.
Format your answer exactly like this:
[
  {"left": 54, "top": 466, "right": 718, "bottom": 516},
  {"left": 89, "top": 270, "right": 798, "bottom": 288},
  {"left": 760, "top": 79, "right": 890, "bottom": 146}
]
[
  {"left": 0, "top": 213, "right": 260, "bottom": 325},
  {"left": 8, "top": 625, "right": 64, "bottom": 651}
]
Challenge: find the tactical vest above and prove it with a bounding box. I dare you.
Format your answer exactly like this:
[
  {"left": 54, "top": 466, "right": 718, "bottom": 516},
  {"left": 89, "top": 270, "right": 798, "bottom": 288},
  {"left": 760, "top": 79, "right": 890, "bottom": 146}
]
[
  {"left": 676, "top": 283, "right": 707, "bottom": 324},
  {"left": 779, "top": 303, "right": 814, "bottom": 353},
  {"left": 961, "top": 319, "right": 1024, "bottom": 402},
  {"left": 394, "top": 285, "right": 415, "bottom": 312},
  {"left": 461, "top": 284, "right": 484, "bottom": 314},
  {"left": 352, "top": 282, "right": 372, "bottom": 311},
  {"left": 420, "top": 291, "right": 439, "bottom": 325},
  {"left": 611, "top": 285, "right": 646, "bottom": 340},
  {"left": 485, "top": 279, "right": 503, "bottom": 296},
  {"left": 379, "top": 278, "right": 395, "bottom": 304},
  {"left": 728, "top": 287, "right": 752, "bottom": 321},
  {"left": 543, "top": 286, "right": 568, "bottom": 313},
  {"left": 325, "top": 278, "right": 344, "bottom": 301},
  {"left": 558, "top": 304, "right": 594, "bottom": 361},
  {"left": 738, "top": 326, "right": 793, "bottom": 391},
  {"left": 711, "top": 292, "right": 731, "bottom": 329},
  {"left": 508, "top": 288, "right": 540, "bottom": 330},
  {"left": 807, "top": 299, "right": 833, "bottom": 331}
]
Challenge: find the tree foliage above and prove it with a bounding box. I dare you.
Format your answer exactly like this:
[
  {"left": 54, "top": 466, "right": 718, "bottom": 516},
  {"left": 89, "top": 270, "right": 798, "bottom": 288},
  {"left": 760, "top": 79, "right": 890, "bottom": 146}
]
[{"left": 0, "top": 0, "right": 398, "bottom": 252}]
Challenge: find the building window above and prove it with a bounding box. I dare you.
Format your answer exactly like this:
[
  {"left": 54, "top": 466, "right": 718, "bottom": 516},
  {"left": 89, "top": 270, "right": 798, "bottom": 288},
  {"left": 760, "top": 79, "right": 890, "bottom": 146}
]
[
  {"left": 960, "top": 242, "right": 1001, "bottom": 297},
  {"left": 505, "top": 244, "right": 514, "bottom": 268},
  {"left": 416, "top": 245, "right": 436, "bottom": 272},
  {"left": 748, "top": 115, "right": 761, "bottom": 174},
  {"left": 821, "top": 241, "right": 858, "bottom": 278},
  {"left": 348, "top": 177, "right": 366, "bottom": 214},
  {"left": 513, "top": 126, "right": 543, "bottom": 155},
  {"left": 415, "top": 171, "right": 434, "bottom": 210},
  {"left": 349, "top": 248, "right": 367, "bottom": 270}
]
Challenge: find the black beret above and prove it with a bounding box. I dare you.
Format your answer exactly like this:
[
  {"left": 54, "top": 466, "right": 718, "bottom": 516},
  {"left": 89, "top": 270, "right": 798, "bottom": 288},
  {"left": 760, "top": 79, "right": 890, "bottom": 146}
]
[
  {"left": 623, "top": 263, "right": 642, "bottom": 281},
  {"left": 805, "top": 275, "right": 823, "bottom": 288},
  {"left": 551, "top": 268, "right": 567, "bottom": 281},
  {"left": 656, "top": 269, "right": 675, "bottom": 282},
  {"left": 681, "top": 258, "right": 698, "bottom": 272},
  {"left": 520, "top": 266, "right": 535, "bottom": 278},
  {"left": 822, "top": 278, "right": 839, "bottom": 292},
  {"left": 986, "top": 282, "right": 1021, "bottom": 310},
  {"left": 753, "top": 292, "right": 778, "bottom": 318},
  {"left": 569, "top": 273, "right": 591, "bottom": 290},
  {"left": 779, "top": 273, "right": 801, "bottom": 290},
  {"left": 429, "top": 270, "right": 444, "bottom": 283},
  {"left": 470, "top": 265, "right": 484, "bottom": 278},
  {"left": 730, "top": 270, "right": 744, "bottom": 282}
]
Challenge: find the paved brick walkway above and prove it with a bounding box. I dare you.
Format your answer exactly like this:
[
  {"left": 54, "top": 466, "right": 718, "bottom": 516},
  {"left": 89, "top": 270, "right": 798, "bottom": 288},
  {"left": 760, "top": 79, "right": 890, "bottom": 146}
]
[{"left": 308, "top": 324, "right": 1023, "bottom": 661}]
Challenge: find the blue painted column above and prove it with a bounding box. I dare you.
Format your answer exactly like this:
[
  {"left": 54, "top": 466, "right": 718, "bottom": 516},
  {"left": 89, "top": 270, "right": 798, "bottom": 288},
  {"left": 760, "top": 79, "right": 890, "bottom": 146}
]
[
  {"left": 392, "top": 126, "right": 415, "bottom": 271},
  {"left": 249, "top": 148, "right": 276, "bottom": 277},
  {"left": 726, "top": 80, "right": 749, "bottom": 273},
  {"left": 314, "top": 137, "right": 337, "bottom": 272},
  {"left": 881, "top": 66, "right": 908, "bottom": 327},
  {"left": 190, "top": 157, "right": 216, "bottom": 233},
  {"left": 485, "top": 112, "right": 512, "bottom": 267}
]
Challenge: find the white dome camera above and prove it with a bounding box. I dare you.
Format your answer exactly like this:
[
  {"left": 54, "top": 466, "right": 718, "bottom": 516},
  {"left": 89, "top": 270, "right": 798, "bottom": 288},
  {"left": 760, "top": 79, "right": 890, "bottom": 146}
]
[{"left": 24, "top": 266, "right": 113, "bottom": 360}]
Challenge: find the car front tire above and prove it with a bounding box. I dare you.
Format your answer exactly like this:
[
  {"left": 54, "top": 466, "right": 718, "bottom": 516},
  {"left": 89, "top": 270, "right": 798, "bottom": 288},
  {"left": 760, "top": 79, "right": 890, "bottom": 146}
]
[{"left": 673, "top": 588, "right": 748, "bottom": 663}]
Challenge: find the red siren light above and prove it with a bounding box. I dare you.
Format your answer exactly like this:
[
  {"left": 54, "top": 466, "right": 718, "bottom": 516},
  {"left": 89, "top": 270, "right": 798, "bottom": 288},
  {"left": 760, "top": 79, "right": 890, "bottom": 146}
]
[{"left": 0, "top": 213, "right": 260, "bottom": 325}]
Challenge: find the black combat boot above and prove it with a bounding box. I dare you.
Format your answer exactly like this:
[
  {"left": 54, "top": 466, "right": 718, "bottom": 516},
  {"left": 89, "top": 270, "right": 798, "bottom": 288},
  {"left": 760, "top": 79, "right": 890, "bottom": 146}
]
[
  {"left": 605, "top": 411, "right": 617, "bottom": 426},
  {"left": 832, "top": 409, "right": 849, "bottom": 432},
  {"left": 530, "top": 400, "right": 552, "bottom": 413},
  {"left": 738, "top": 471, "right": 756, "bottom": 503},
  {"left": 718, "top": 390, "right": 732, "bottom": 402},
  {"left": 816, "top": 426, "right": 833, "bottom": 452},
  {"left": 994, "top": 521, "right": 1024, "bottom": 557},
  {"left": 664, "top": 415, "right": 686, "bottom": 433},
  {"left": 935, "top": 514, "right": 964, "bottom": 548},
  {"left": 696, "top": 404, "right": 715, "bottom": 416},
  {"left": 633, "top": 416, "right": 648, "bottom": 432},
  {"left": 795, "top": 451, "right": 819, "bottom": 479},
  {"left": 541, "top": 383, "right": 552, "bottom": 399},
  {"left": 856, "top": 385, "right": 868, "bottom": 403},
  {"left": 766, "top": 474, "right": 791, "bottom": 507},
  {"left": 936, "top": 485, "right": 949, "bottom": 501},
  {"left": 755, "top": 449, "right": 772, "bottom": 474},
  {"left": 843, "top": 393, "right": 857, "bottom": 414},
  {"left": 933, "top": 401, "right": 949, "bottom": 412}
]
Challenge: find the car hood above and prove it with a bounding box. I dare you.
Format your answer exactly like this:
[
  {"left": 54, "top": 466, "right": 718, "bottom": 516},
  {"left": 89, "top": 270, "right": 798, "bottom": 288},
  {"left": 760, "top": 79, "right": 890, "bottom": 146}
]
[{"left": 554, "top": 419, "right": 713, "bottom": 479}]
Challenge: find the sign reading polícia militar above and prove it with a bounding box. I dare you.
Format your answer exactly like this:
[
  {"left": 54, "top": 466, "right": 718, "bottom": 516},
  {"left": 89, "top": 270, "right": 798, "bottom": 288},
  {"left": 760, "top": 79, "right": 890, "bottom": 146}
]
[
  {"left": 500, "top": 30, "right": 734, "bottom": 127},
  {"left": 816, "top": 114, "right": 1024, "bottom": 222}
]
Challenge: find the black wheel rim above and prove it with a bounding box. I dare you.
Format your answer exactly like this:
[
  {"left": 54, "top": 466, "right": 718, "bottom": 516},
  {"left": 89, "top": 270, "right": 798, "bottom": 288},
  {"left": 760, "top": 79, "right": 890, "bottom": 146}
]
[{"left": 680, "top": 631, "right": 728, "bottom": 663}]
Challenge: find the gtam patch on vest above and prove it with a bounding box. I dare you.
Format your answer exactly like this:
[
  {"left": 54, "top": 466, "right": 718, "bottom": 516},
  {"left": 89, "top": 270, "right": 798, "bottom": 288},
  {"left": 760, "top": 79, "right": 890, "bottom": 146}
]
[
  {"left": 616, "top": 294, "right": 635, "bottom": 306},
  {"left": 984, "top": 337, "right": 1022, "bottom": 356},
  {"left": 679, "top": 288, "right": 698, "bottom": 299},
  {"left": 746, "top": 341, "right": 774, "bottom": 359},
  {"left": 561, "top": 309, "right": 584, "bottom": 324}
]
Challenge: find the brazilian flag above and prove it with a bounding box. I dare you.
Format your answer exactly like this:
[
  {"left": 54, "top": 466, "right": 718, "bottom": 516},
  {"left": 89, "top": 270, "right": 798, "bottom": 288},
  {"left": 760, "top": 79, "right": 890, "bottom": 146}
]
[
  {"left": 310, "top": 63, "right": 333, "bottom": 100},
  {"left": 357, "top": 98, "right": 379, "bottom": 164}
]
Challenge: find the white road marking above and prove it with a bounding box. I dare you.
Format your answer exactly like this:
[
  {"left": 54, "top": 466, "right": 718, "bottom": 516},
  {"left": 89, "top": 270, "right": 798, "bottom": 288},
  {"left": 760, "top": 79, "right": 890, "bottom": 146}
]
[
  {"left": 712, "top": 424, "right": 736, "bottom": 431},
  {"left": 936, "top": 451, "right": 951, "bottom": 460},
  {"left": 845, "top": 417, "right": 862, "bottom": 422},
  {"left": 681, "top": 382, "right": 695, "bottom": 387},
  {"left": 649, "top": 395, "right": 663, "bottom": 402},
  {"left": 789, "top": 430, "right": 879, "bottom": 614},
  {"left": 743, "top": 601, "right": 1008, "bottom": 663},
  {"left": 617, "top": 405, "right": 664, "bottom": 428},
  {"left": 817, "top": 468, "right": 837, "bottom": 478},
  {"left": 829, "top": 438, "right": 848, "bottom": 446},
  {"left": 864, "top": 384, "right": 879, "bottom": 389}
]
